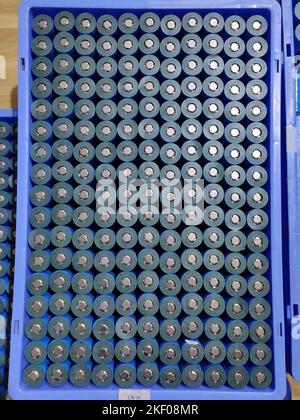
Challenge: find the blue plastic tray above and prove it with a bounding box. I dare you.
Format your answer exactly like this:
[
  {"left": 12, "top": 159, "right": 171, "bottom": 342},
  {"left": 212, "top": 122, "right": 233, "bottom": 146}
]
[
  {"left": 9, "top": 0, "right": 286, "bottom": 400},
  {"left": 0, "top": 109, "right": 17, "bottom": 399},
  {"left": 282, "top": 0, "right": 300, "bottom": 384}
]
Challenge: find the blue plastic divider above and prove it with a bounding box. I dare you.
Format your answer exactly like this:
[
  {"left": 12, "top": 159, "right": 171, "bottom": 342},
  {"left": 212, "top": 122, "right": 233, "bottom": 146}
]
[
  {"left": 9, "top": 0, "right": 286, "bottom": 400},
  {"left": 282, "top": 0, "right": 300, "bottom": 384},
  {"left": 0, "top": 109, "right": 17, "bottom": 399}
]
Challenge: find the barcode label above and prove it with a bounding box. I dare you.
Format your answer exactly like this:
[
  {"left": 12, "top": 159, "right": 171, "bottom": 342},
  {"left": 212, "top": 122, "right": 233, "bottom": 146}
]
[{"left": 118, "top": 389, "right": 151, "bottom": 400}]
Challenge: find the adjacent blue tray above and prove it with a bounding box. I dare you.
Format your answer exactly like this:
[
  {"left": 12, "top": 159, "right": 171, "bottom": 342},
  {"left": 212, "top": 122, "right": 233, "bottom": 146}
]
[
  {"left": 8, "top": 0, "right": 286, "bottom": 400},
  {"left": 0, "top": 109, "right": 17, "bottom": 399},
  {"left": 282, "top": 0, "right": 300, "bottom": 384}
]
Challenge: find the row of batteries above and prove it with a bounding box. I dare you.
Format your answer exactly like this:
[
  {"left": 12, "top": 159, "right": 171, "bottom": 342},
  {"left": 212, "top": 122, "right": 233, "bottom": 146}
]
[{"left": 0, "top": 9, "right": 274, "bottom": 392}]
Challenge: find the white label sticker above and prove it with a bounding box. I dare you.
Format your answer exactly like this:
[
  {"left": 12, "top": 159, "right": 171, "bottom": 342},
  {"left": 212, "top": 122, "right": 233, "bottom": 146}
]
[{"left": 118, "top": 389, "right": 151, "bottom": 400}]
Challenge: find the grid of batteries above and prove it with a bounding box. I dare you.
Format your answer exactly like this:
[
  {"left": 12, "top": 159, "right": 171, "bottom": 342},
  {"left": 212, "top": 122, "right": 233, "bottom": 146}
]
[
  {"left": 26, "top": 10, "right": 273, "bottom": 390},
  {"left": 0, "top": 120, "right": 16, "bottom": 398},
  {"left": 294, "top": 2, "right": 300, "bottom": 40}
]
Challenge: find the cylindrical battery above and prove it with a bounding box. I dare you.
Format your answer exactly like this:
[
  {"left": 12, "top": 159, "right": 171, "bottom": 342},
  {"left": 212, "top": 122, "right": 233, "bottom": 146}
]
[
  {"left": 53, "top": 54, "right": 75, "bottom": 76},
  {"left": 204, "top": 365, "right": 227, "bottom": 388},
  {"left": 160, "top": 319, "right": 181, "bottom": 342},
  {"left": 204, "top": 318, "right": 226, "bottom": 341},
  {"left": 250, "top": 343, "right": 272, "bottom": 366},
  {"left": 203, "top": 227, "right": 225, "bottom": 250},
  {"left": 94, "top": 273, "right": 115, "bottom": 295},
  {"left": 182, "top": 365, "right": 204, "bottom": 388},
  {"left": 116, "top": 250, "right": 137, "bottom": 272},
  {"left": 25, "top": 317, "right": 49, "bottom": 341},
  {"left": 138, "top": 293, "right": 159, "bottom": 316},
  {"left": 31, "top": 57, "right": 52, "bottom": 78},
  {"left": 26, "top": 295, "right": 49, "bottom": 318},
  {"left": 181, "top": 340, "right": 204, "bottom": 365},
  {"left": 181, "top": 293, "right": 203, "bottom": 316},
  {"left": 246, "top": 58, "right": 268, "bottom": 79},
  {"left": 73, "top": 163, "right": 95, "bottom": 185},
  {"left": 248, "top": 298, "right": 271, "bottom": 321},
  {"left": 53, "top": 32, "right": 74, "bottom": 54},
  {"left": 32, "top": 35, "right": 53, "bottom": 56},
  {"left": 250, "top": 367, "right": 272, "bottom": 389},
  {"left": 28, "top": 249, "right": 50, "bottom": 272},
  {"left": 72, "top": 206, "right": 93, "bottom": 228},
  {"left": 31, "top": 78, "right": 52, "bottom": 100},
  {"left": 27, "top": 273, "right": 49, "bottom": 296},
  {"left": 159, "top": 342, "right": 181, "bottom": 365},
  {"left": 114, "top": 362, "right": 136, "bottom": 388},
  {"left": 224, "top": 37, "right": 245, "bottom": 58},
  {"left": 54, "top": 11, "right": 75, "bottom": 32},
  {"left": 29, "top": 228, "right": 51, "bottom": 250},
  {"left": 227, "top": 320, "right": 249, "bottom": 343},
  {"left": 75, "top": 12, "right": 96, "bottom": 34},
  {"left": 247, "top": 253, "right": 269, "bottom": 275},
  {"left": 70, "top": 340, "right": 92, "bottom": 364},
  {"left": 118, "top": 13, "right": 139, "bottom": 34},
  {"left": 138, "top": 271, "right": 159, "bottom": 293},
  {"left": 33, "top": 14, "right": 54, "bottom": 35},
  {"left": 70, "top": 317, "right": 93, "bottom": 341},
  {"left": 160, "top": 80, "right": 181, "bottom": 101},
  {"left": 118, "top": 34, "right": 139, "bottom": 56},
  {"left": 159, "top": 251, "right": 181, "bottom": 274},
  {"left": 227, "top": 343, "right": 249, "bottom": 367},
  {"left": 116, "top": 294, "right": 137, "bottom": 317},
  {"left": 94, "top": 229, "right": 115, "bottom": 251},
  {"left": 75, "top": 35, "right": 96, "bottom": 56},
  {"left": 71, "top": 273, "right": 93, "bottom": 295},
  {"left": 182, "top": 11, "right": 202, "bottom": 33},
  {"left": 92, "top": 340, "right": 114, "bottom": 364},
  {"left": 203, "top": 294, "right": 225, "bottom": 317},
  {"left": 137, "top": 316, "right": 159, "bottom": 339},
  {"left": 227, "top": 366, "right": 249, "bottom": 389},
  {"left": 160, "top": 230, "right": 181, "bottom": 252},
  {"left": 30, "top": 163, "right": 51, "bottom": 186},
  {"left": 92, "top": 317, "right": 115, "bottom": 341},
  {"left": 137, "top": 362, "right": 159, "bottom": 387},
  {"left": 158, "top": 274, "right": 181, "bottom": 297},
  {"left": 247, "top": 209, "right": 269, "bottom": 231},
  {"left": 93, "top": 250, "right": 115, "bottom": 273},
  {"left": 204, "top": 340, "right": 226, "bottom": 364},
  {"left": 159, "top": 365, "right": 181, "bottom": 389},
  {"left": 92, "top": 363, "right": 114, "bottom": 388},
  {"left": 250, "top": 321, "right": 272, "bottom": 344},
  {"left": 97, "top": 15, "right": 118, "bottom": 36},
  {"left": 159, "top": 296, "right": 181, "bottom": 319},
  {"left": 247, "top": 37, "right": 268, "bottom": 58},
  {"left": 140, "top": 12, "right": 160, "bottom": 33},
  {"left": 52, "top": 75, "right": 74, "bottom": 96},
  {"left": 116, "top": 316, "right": 137, "bottom": 340},
  {"left": 115, "top": 339, "right": 136, "bottom": 363},
  {"left": 139, "top": 34, "right": 160, "bottom": 55},
  {"left": 226, "top": 275, "right": 248, "bottom": 297},
  {"left": 181, "top": 316, "right": 203, "bottom": 339},
  {"left": 203, "top": 272, "right": 225, "bottom": 294},
  {"left": 248, "top": 276, "right": 270, "bottom": 298},
  {"left": 247, "top": 232, "right": 269, "bottom": 253},
  {"left": 226, "top": 297, "right": 248, "bottom": 320},
  {"left": 69, "top": 363, "right": 91, "bottom": 387},
  {"left": 93, "top": 294, "right": 115, "bottom": 318},
  {"left": 71, "top": 295, "right": 93, "bottom": 318},
  {"left": 23, "top": 364, "right": 46, "bottom": 388},
  {"left": 161, "top": 15, "right": 182, "bottom": 36},
  {"left": 181, "top": 140, "right": 202, "bottom": 162},
  {"left": 160, "top": 37, "right": 181, "bottom": 58},
  {"left": 118, "top": 55, "right": 139, "bottom": 77},
  {"left": 225, "top": 15, "right": 246, "bottom": 36},
  {"left": 24, "top": 340, "right": 49, "bottom": 364},
  {"left": 137, "top": 338, "right": 159, "bottom": 363},
  {"left": 48, "top": 293, "right": 71, "bottom": 316}
]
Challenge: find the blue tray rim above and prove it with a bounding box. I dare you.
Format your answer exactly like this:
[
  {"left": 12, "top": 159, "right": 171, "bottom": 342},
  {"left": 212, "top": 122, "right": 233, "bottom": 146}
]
[{"left": 9, "top": 0, "right": 286, "bottom": 400}]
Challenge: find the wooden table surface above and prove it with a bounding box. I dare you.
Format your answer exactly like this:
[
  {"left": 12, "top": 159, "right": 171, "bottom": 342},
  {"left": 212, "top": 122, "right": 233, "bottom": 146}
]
[{"left": 0, "top": 0, "right": 299, "bottom": 401}]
